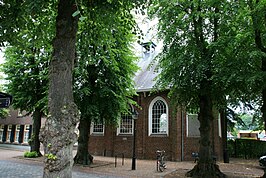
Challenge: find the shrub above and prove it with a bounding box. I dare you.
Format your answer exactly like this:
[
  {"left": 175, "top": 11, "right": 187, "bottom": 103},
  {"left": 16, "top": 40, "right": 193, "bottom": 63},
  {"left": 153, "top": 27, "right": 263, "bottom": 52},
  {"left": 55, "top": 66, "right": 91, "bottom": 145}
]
[
  {"left": 228, "top": 139, "right": 266, "bottom": 159},
  {"left": 24, "top": 151, "right": 38, "bottom": 158}
]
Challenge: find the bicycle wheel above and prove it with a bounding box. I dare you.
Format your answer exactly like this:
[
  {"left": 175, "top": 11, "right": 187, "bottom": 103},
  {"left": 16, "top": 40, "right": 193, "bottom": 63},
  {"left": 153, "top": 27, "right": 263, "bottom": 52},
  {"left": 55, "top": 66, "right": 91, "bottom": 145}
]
[{"left": 158, "top": 163, "right": 165, "bottom": 172}]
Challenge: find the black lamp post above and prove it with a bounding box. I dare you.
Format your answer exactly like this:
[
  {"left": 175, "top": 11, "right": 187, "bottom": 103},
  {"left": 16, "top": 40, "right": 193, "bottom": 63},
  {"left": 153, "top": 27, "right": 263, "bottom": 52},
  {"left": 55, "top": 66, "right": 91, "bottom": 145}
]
[{"left": 131, "top": 109, "right": 138, "bottom": 170}]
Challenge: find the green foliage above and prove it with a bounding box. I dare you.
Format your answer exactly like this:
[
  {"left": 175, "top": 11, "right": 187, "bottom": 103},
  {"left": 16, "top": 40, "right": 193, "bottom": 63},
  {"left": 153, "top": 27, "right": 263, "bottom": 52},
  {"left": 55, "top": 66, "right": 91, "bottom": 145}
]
[
  {"left": 149, "top": 0, "right": 266, "bottom": 119},
  {"left": 0, "top": 0, "right": 145, "bottom": 125},
  {"left": 2, "top": 45, "right": 50, "bottom": 113},
  {"left": 24, "top": 151, "right": 38, "bottom": 158},
  {"left": 236, "top": 114, "right": 259, "bottom": 130},
  {"left": 0, "top": 108, "right": 9, "bottom": 119},
  {"left": 0, "top": 1, "right": 55, "bottom": 113},
  {"left": 214, "top": 1, "right": 266, "bottom": 104},
  {"left": 45, "top": 153, "right": 57, "bottom": 160},
  {"left": 228, "top": 139, "right": 266, "bottom": 158},
  {"left": 73, "top": 1, "right": 139, "bottom": 125},
  {"left": 149, "top": 0, "right": 231, "bottom": 110},
  {"left": 220, "top": 0, "right": 266, "bottom": 129},
  {"left": 0, "top": 76, "right": 10, "bottom": 119},
  {"left": 0, "top": 1, "right": 57, "bottom": 47}
]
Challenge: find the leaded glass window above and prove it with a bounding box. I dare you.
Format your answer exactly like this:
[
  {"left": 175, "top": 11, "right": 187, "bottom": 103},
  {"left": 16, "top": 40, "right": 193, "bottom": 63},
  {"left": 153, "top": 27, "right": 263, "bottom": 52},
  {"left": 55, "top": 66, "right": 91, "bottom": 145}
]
[
  {"left": 119, "top": 113, "right": 133, "bottom": 134},
  {"left": 149, "top": 96, "right": 168, "bottom": 136}
]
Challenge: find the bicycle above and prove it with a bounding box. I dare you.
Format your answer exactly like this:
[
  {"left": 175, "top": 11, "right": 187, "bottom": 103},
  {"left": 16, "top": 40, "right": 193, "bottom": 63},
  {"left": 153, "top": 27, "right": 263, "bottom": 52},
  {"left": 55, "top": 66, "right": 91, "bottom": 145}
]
[{"left": 156, "top": 150, "right": 167, "bottom": 172}]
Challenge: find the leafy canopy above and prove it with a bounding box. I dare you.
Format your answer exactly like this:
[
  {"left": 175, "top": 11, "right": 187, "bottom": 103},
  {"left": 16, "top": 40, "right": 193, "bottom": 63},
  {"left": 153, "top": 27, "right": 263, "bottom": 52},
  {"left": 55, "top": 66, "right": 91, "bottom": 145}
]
[
  {"left": 149, "top": 0, "right": 266, "bottom": 113},
  {"left": 73, "top": 1, "right": 140, "bottom": 125},
  {"left": 1, "top": 0, "right": 55, "bottom": 113}
]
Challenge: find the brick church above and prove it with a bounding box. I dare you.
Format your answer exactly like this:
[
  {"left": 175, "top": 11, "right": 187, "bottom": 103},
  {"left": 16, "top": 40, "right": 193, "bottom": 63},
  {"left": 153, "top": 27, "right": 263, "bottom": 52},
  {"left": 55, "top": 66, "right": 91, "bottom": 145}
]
[{"left": 88, "top": 42, "right": 223, "bottom": 161}]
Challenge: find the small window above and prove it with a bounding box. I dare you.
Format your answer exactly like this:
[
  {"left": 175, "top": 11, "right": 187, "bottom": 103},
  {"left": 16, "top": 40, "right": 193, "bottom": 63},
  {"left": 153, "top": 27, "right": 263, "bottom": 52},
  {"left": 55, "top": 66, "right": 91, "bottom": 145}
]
[
  {"left": 91, "top": 122, "right": 104, "bottom": 135},
  {"left": 23, "top": 125, "right": 30, "bottom": 143},
  {"left": 118, "top": 113, "right": 133, "bottom": 135},
  {"left": 15, "top": 125, "right": 20, "bottom": 142},
  {"left": 6, "top": 125, "right": 12, "bottom": 142},
  {"left": 0, "top": 125, "right": 4, "bottom": 141}
]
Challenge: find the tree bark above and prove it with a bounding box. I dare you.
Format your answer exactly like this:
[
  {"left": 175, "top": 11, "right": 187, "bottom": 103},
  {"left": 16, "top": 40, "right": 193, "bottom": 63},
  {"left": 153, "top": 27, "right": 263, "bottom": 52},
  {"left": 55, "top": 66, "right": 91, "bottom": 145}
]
[
  {"left": 74, "top": 116, "right": 93, "bottom": 165},
  {"left": 30, "top": 109, "right": 42, "bottom": 156},
  {"left": 39, "top": 0, "right": 79, "bottom": 178}
]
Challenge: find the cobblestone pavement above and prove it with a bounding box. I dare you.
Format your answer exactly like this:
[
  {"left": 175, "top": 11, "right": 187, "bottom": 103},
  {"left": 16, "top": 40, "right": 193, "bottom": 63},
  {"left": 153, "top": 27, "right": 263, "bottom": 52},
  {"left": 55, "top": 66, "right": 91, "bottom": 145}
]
[
  {"left": 0, "top": 160, "right": 118, "bottom": 178},
  {"left": 0, "top": 143, "right": 264, "bottom": 178},
  {"left": 0, "top": 144, "right": 173, "bottom": 178},
  {"left": 0, "top": 146, "right": 123, "bottom": 178}
]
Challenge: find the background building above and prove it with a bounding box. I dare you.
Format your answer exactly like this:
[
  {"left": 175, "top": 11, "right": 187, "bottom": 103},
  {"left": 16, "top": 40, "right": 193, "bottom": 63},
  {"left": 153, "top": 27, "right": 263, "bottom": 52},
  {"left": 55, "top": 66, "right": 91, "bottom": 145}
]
[{"left": 0, "top": 108, "right": 32, "bottom": 144}]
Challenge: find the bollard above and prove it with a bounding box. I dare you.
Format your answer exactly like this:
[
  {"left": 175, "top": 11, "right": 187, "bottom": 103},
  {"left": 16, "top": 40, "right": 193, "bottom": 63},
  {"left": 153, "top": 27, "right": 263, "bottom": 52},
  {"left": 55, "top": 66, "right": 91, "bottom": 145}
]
[
  {"left": 115, "top": 155, "right": 117, "bottom": 167},
  {"left": 114, "top": 153, "right": 124, "bottom": 167}
]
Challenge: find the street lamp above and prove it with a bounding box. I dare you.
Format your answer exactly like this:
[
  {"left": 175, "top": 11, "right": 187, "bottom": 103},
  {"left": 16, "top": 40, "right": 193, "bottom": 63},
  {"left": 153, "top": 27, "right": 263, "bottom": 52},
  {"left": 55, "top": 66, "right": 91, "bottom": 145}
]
[{"left": 131, "top": 109, "right": 138, "bottom": 170}]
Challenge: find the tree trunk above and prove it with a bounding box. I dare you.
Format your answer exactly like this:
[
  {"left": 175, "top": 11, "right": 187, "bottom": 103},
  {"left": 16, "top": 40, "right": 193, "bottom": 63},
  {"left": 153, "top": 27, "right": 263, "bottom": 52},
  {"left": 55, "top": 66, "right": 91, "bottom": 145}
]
[
  {"left": 186, "top": 95, "right": 225, "bottom": 178},
  {"left": 30, "top": 109, "right": 42, "bottom": 156},
  {"left": 220, "top": 109, "right": 229, "bottom": 163},
  {"left": 187, "top": 1, "right": 225, "bottom": 176},
  {"left": 39, "top": 0, "right": 79, "bottom": 178},
  {"left": 74, "top": 116, "right": 93, "bottom": 165}
]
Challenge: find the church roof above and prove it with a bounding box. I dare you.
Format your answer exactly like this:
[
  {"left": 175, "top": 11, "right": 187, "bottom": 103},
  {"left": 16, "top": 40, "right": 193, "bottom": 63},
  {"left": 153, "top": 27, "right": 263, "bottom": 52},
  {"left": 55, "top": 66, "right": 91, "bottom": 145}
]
[{"left": 133, "top": 44, "right": 160, "bottom": 92}]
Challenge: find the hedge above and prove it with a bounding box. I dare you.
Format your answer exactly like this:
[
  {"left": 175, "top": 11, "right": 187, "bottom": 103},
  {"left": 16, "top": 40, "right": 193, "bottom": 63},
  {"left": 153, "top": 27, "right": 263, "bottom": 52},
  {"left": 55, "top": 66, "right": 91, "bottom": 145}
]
[{"left": 227, "top": 139, "right": 266, "bottom": 159}]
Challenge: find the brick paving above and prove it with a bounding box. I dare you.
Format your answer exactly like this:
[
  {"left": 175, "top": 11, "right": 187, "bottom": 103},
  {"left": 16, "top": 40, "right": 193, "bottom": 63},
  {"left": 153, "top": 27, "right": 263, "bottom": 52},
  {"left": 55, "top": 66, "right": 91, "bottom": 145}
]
[
  {"left": 0, "top": 146, "right": 121, "bottom": 178},
  {"left": 0, "top": 143, "right": 264, "bottom": 178}
]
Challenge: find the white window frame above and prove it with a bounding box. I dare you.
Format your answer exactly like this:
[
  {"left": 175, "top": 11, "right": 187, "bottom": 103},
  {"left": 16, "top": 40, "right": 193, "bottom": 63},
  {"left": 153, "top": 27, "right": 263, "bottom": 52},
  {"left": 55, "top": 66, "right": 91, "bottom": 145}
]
[
  {"left": 6, "top": 125, "right": 12, "bottom": 142},
  {"left": 15, "top": 125, "right": 20, "bottom": 143},
  {"left": 148, "top": 96, "right": 169, "bottom": 136},
  {"left": 23, "top": 125, "right": 30, "bottom": 143},
  {"left": 0, "top": 125, "right": 4, "bottom": 141},
  {"left": 8, "top": 125, "right": 12, "bottom": 131},
  {"left": 117, "top": 112, "right": 133, "bottom": 135},
  {"left": 91, "top": 122, "right": 104, "bottom": 135}
]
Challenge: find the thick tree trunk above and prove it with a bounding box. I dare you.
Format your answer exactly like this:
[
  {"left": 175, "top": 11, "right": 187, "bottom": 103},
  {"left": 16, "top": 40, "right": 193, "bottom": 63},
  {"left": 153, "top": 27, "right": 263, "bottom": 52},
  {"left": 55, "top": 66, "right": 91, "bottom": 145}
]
[
  {"left": 186, "top": 95, "right": 225, "bottom": 178},
  {"left": 30, "top": 109, "right": 42, "bottom": 156},
  {"left": 187, "top": 1, "right": 225, "bottom": 174},
  {"left": 39, "top": 0, "right": 79, "bottom": 178},
  {"left": 74, "top": 116, "right": 93, "bottom": 165}
]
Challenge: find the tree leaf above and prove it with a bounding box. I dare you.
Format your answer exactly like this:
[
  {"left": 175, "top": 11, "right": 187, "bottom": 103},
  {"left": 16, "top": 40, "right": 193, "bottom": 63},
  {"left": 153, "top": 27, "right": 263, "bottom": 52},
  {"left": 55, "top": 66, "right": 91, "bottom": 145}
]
[
  {"left": 79, "top": 16, "right": 86, "bottom": 21},
  {"left": 72, "top": 10, "right": 80, "bottom": 17}
]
